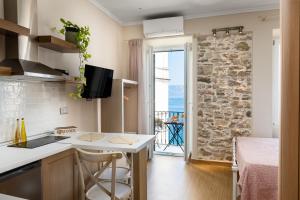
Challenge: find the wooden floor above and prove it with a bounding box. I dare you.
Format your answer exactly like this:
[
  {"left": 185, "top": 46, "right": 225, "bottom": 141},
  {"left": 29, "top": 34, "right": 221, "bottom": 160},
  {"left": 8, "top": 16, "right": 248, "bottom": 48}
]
[{"left": 147, "top": 155, "right": 232, "bottom": 200}]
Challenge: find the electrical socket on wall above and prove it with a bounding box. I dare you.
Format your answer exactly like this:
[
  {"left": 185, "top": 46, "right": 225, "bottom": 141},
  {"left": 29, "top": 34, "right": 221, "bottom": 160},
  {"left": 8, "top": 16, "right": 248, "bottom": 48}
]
[{"left": 60, "top": 106, "right": 68, "bottom": 115}]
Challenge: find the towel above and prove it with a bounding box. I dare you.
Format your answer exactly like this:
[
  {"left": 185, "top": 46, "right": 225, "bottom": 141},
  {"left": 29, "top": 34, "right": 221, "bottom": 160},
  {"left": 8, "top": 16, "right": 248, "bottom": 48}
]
[
  {"left": 78, "top": 133, "right": 104, "bottom": 142},
  {"left": 108, "top": 136, "right": 138, "bottom": 145}
]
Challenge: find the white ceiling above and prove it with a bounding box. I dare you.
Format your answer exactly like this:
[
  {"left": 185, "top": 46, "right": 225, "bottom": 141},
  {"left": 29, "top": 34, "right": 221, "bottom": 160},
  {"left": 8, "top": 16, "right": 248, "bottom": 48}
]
[{"left": 91, "top": 0, "right": 279, "bottom": 25}]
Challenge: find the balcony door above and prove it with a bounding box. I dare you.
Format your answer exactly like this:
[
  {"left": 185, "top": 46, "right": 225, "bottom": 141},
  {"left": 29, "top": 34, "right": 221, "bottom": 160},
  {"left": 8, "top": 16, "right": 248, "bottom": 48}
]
[{"left": 152, "top": 45, "right": 191, "bottom": 159}]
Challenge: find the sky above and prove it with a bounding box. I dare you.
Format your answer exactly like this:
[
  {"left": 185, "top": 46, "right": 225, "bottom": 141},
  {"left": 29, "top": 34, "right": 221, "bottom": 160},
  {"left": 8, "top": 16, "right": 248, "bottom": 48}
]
[{"left": 168, "top": 50, "right": 184, "bottom": 86}]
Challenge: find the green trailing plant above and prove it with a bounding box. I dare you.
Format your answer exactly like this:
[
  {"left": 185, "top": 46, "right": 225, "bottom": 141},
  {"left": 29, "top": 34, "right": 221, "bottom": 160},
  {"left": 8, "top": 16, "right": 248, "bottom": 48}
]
[
  {"left": 155, "top": 118, "right": 163, "bottom": 129},
  {"left": 58, "top": 18, "right": 92, "bottom": 99}
]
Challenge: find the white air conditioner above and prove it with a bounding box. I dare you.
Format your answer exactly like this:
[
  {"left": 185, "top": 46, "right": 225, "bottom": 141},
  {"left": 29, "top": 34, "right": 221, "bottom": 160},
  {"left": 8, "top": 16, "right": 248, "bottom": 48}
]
[{"left": 143, "top": 16, "right": 184, "bottom": 38}]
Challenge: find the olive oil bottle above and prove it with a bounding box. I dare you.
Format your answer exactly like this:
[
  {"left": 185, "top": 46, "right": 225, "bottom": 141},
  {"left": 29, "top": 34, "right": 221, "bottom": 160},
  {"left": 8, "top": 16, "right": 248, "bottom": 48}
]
[
  {"left": 14, "top": 119, "right": 20, "bottom": 144},
  {"left": 20, "top": 118, "right": 27, "bottom": 142}
]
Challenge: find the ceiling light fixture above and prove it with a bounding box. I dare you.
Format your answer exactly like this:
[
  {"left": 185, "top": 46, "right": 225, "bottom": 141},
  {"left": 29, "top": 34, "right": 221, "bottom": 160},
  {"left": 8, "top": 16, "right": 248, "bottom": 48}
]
[{"left": 211, "top": 26, "right": 244, "bottom": 36}]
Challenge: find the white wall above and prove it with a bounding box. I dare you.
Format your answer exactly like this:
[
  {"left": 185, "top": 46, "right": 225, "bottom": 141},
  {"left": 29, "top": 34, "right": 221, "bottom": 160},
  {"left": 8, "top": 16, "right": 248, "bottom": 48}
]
[
  {"left": 37, "top": 0, "right": 124, "bottom": 78},
  {"left": 272, "top": 29, "right": 281, "bottom": 138},
  {"left": 0, "top": 0, "right": 125, "bottom": 142},
  {"left": 0, "top": 81, "right": 97, "bottom": 142},
  {"left": 36, "top": 0, "right": 125, "bottom": 132},
  {"left": 154, "top": 52, "right": 169, "bottom": 112},
  {"left": 123, "top": 10, "right": 280, "bottom": 139}
]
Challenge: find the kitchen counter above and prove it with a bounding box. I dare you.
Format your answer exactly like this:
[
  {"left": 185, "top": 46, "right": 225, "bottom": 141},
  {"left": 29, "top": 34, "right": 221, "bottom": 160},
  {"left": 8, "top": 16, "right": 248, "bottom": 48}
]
[
  {"left": 0, "top": 132, "right": 154, "bottom": 200},
  {"left": 0, "top": 194, "right": 26, "bottom": 200},
  {"left": 60, "top": 132, "right": 155, "bottom": 153},
  {"left": 0, "top": 142, "right": 72, "bottom": 174},
  {"left": 0, "top": 132, "right": 155, "bottom": 174}
]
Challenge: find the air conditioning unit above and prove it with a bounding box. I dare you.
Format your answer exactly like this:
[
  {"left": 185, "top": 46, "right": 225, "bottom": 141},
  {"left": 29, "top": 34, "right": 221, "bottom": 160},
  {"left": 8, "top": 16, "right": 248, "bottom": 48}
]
[{"left": 143, "top": 16, "right": 184, "bottom": 38}]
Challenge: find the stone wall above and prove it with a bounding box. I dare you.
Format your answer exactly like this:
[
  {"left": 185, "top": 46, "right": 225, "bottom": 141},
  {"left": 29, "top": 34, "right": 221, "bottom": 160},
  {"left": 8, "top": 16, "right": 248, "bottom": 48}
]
[{"left": 196, "top": 32, "right": 253, "bottom": 161}]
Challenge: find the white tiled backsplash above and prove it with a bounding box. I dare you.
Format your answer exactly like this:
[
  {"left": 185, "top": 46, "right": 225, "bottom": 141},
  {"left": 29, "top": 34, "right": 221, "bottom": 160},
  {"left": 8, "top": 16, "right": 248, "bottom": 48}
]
[{"left": 0, "top": 80, "right": 97, "bottom": 142}]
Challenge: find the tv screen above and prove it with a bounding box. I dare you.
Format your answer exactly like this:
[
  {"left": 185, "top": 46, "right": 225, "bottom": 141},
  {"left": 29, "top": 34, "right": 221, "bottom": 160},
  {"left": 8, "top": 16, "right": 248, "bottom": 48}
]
[{"left": 82, "top": 64, "right": 114, "bottom": 99}]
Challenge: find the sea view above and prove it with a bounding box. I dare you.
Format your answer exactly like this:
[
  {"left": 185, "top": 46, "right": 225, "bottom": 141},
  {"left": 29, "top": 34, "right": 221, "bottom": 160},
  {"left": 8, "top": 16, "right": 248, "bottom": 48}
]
[
  {"left": 169, "top": 85, "right": 184, "bottom": 112},
  {"left": 155, "top": 50, "right": 185, "bottom": 148}
]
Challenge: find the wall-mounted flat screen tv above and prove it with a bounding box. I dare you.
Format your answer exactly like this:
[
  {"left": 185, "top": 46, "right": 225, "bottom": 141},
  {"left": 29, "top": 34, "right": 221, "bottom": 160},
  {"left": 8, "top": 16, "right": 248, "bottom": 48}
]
[{"left": 82, "top": 64, "right": 114, "bottom": 99}]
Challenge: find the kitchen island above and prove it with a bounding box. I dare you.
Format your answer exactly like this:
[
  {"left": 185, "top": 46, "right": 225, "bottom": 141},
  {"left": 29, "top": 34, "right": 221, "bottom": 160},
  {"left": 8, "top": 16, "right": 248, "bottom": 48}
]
[{"left": 0, "top": 132, "right": 155, "bottom": 200}]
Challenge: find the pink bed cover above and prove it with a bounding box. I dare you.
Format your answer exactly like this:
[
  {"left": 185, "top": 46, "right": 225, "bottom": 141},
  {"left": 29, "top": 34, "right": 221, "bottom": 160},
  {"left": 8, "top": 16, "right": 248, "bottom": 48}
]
[{"left": 237, "top": 137, "right": 279, "bottom": 200}]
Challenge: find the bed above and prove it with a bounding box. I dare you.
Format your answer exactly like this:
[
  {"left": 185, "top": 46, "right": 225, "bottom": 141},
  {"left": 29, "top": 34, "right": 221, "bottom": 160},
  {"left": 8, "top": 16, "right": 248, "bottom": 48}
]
[{"left": 232, "top": 137, "right": 279, "bottom": 200}]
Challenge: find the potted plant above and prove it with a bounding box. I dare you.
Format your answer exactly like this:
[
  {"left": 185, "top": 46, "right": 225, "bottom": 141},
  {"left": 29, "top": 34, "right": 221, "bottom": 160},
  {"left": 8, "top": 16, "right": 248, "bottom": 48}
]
[
  {"left": 58, "top": 18, "right": 92, "bottom": 99},
  {"left": 59, "top": 18, "right": 79, "bottom": 44}
]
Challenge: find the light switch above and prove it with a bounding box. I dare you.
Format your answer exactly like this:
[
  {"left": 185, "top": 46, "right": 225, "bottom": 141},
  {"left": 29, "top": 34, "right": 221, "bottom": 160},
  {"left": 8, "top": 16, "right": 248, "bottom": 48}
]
[{"left": 60, "top": 106, "right": 68, "bottom": 115}]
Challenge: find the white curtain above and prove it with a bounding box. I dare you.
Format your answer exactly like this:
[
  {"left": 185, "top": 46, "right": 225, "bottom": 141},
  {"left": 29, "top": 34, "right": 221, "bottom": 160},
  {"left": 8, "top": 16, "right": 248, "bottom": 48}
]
[
  {"left": 137, "top": 44, "right": 154, "bottom": 135},
  {"left": 128, "top": 39, "right": 150, "bottom": 135},
  {"left": 139, "top": 44, "right": 154, "bottom": 159},
  {"left": 129, "top": 39, "right": 154, "bottom": 158},
  {"left": 128, "top": 40, "right": 143, "bottom": 81}
]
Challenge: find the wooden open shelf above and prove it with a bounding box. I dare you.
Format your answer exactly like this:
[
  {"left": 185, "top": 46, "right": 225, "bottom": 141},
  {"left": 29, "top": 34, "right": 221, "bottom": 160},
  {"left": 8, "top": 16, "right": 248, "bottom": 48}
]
[
  {"left": 123, "top": 79, "right": 138, "bottom": 88},
  {"left": 36, "top": 35, "right": 79, "bottom": 53},
  {"left": 0, "top": 67, "right": 12, "bottom": 76},
  {"left": 0, "top": 19, "right": 30, "bottom": 36},
  {"left": 65, "top": 76, "right": 82, "bottom": 84}
]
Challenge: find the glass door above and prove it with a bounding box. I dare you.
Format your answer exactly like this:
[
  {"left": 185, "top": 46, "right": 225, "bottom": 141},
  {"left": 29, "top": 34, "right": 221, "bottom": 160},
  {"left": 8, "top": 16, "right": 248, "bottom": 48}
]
[{"left": 153, "top": 48, "right": 186, "bottom": 157}]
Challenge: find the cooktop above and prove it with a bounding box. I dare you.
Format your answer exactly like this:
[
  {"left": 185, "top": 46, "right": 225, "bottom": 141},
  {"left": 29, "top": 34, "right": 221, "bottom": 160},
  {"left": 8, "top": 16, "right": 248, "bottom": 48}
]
[{"left": 8, "top": 135, "right": 70, "bottom": 149}]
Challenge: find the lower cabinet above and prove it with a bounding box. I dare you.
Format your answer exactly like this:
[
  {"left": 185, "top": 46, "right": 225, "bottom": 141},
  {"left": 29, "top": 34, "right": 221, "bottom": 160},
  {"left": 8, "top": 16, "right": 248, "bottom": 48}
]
[
  {"left": 41, "top": 149, "right": 100, "bottom": 200},
  {"left": 42, "top": 149, "right": 77, "bottom": 200}
]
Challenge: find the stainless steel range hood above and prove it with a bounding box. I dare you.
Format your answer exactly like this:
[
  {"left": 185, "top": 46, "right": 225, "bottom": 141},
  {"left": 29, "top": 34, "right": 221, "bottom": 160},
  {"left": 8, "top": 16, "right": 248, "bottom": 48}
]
[
  {"left": 0, "top": 59, "right": 65, "bottom": 81},
  {"left": 0, "top": 0, "right": 65, "bottom": 81}
]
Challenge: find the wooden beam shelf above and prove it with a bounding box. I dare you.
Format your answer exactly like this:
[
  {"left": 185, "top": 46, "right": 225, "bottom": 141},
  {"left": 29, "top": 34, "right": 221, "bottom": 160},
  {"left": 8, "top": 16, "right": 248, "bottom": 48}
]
[
  {"left": 65, "top": 76, "right": 82, "bottom": 84},
  {"left": 0, "top": 67, "right": 12, "bottom": 76},
  {"left": 123, "top": 79, "right": 138, "bottom": 88},
  {"left": 0, "top": 19, "right": 30, "bottom": 36},
  {"left": 36, "top": 35, "right": 79, "bottom": 53}
]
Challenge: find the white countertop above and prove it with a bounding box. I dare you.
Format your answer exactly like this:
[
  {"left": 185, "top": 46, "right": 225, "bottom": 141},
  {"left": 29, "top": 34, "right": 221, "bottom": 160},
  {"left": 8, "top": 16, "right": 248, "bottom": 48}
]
[
  {"left": 0, "top": 142, "right": 72, "bottom": 174},
  {"left": 0, "top": 194, "right": 27, "bottom": 200},
  {"left": 0, "top": 132, "right": 155, "bottom": 174},
  {"left": 60, "top": 132, "right": 155, "bottom": 153}
]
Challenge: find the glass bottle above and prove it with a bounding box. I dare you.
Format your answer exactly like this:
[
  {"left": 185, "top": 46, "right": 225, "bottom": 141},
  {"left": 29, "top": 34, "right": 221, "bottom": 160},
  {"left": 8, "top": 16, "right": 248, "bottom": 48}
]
[
  {"left": 20, "top": 118, "right": 27, "bottom": 142},
  {"left": 14, "top": 119, "right": 20, "bottom": 144}
]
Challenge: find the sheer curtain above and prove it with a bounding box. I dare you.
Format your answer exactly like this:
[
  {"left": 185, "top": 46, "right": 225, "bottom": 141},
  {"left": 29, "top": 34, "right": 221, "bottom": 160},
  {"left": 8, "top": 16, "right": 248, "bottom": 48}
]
[
  {"left": 142, "top": 45, "right": 154, "bottom": 159},
  {"left": 128, "top": 39, "right": 147, "bottom": 134},
  {"left": 128, "top": 40, "right": 143, "bottom": 81},
  {"left": 128, "top": 40, "right": 154, "bottom": 158}
]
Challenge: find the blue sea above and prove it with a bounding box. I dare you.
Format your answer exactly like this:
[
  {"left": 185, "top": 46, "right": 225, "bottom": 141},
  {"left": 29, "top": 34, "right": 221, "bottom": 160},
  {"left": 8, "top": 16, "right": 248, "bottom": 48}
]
[
  {"left": 169, "top": 98, "right": 184, "bottom": 112},
  {"left": 168, "top": 85, "right": 184, "bottom": 112}
]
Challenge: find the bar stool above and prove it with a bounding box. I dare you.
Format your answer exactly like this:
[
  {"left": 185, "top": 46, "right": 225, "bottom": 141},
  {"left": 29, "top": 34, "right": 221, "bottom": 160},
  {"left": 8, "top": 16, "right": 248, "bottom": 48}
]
[
  {"left": 75, "top": 148, "right": 132, "bottom": 200},
  {"left": 98, "top": 153, "right": 132, "bottom": 184}
]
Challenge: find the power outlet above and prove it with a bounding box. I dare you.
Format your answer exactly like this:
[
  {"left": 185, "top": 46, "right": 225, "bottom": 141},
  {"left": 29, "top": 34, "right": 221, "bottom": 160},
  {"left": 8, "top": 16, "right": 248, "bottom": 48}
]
[{"left": 60, "top": 106, "right": 68, "bottom": 115}]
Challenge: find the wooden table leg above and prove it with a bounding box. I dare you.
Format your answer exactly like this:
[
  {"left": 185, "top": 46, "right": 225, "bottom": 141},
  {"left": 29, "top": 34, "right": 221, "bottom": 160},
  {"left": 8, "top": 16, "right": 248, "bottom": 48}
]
[{"left": 132, "top": 147, "right": 148, "bottom": 200}]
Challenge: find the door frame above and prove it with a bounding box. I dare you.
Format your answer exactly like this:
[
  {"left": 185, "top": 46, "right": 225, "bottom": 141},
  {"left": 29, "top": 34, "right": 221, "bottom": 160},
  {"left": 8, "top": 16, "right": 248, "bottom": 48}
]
[
  {"left": 184, "top": 43, "right": 193, "bottom": 161},
  {"left": 152, "top": 46, "right": 188, "bottom": 158},
  {"left": 280, "top": 0, "right": 300, "bottom": 199}
]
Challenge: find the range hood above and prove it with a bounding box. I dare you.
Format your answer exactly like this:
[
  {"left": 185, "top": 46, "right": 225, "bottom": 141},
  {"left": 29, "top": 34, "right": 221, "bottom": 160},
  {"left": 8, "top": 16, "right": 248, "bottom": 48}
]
[
  {"left": 0, "top": 0, "right": 65, "bottom": 81},
  {"left": 0, "top": 59, "right": 65, "bottom": 81}
]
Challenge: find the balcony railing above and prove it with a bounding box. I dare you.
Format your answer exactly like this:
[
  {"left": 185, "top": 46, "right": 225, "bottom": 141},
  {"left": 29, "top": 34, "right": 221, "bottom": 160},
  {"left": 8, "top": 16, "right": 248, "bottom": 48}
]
[{"left": 154, "top": 111, "right": 184, "bottom": 152}]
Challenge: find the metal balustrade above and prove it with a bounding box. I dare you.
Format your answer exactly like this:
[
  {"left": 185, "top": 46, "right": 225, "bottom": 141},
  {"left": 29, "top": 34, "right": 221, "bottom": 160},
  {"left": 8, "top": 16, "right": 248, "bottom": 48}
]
[{"left": 154, "top": 111, "right": 184, "bottom": 153}]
